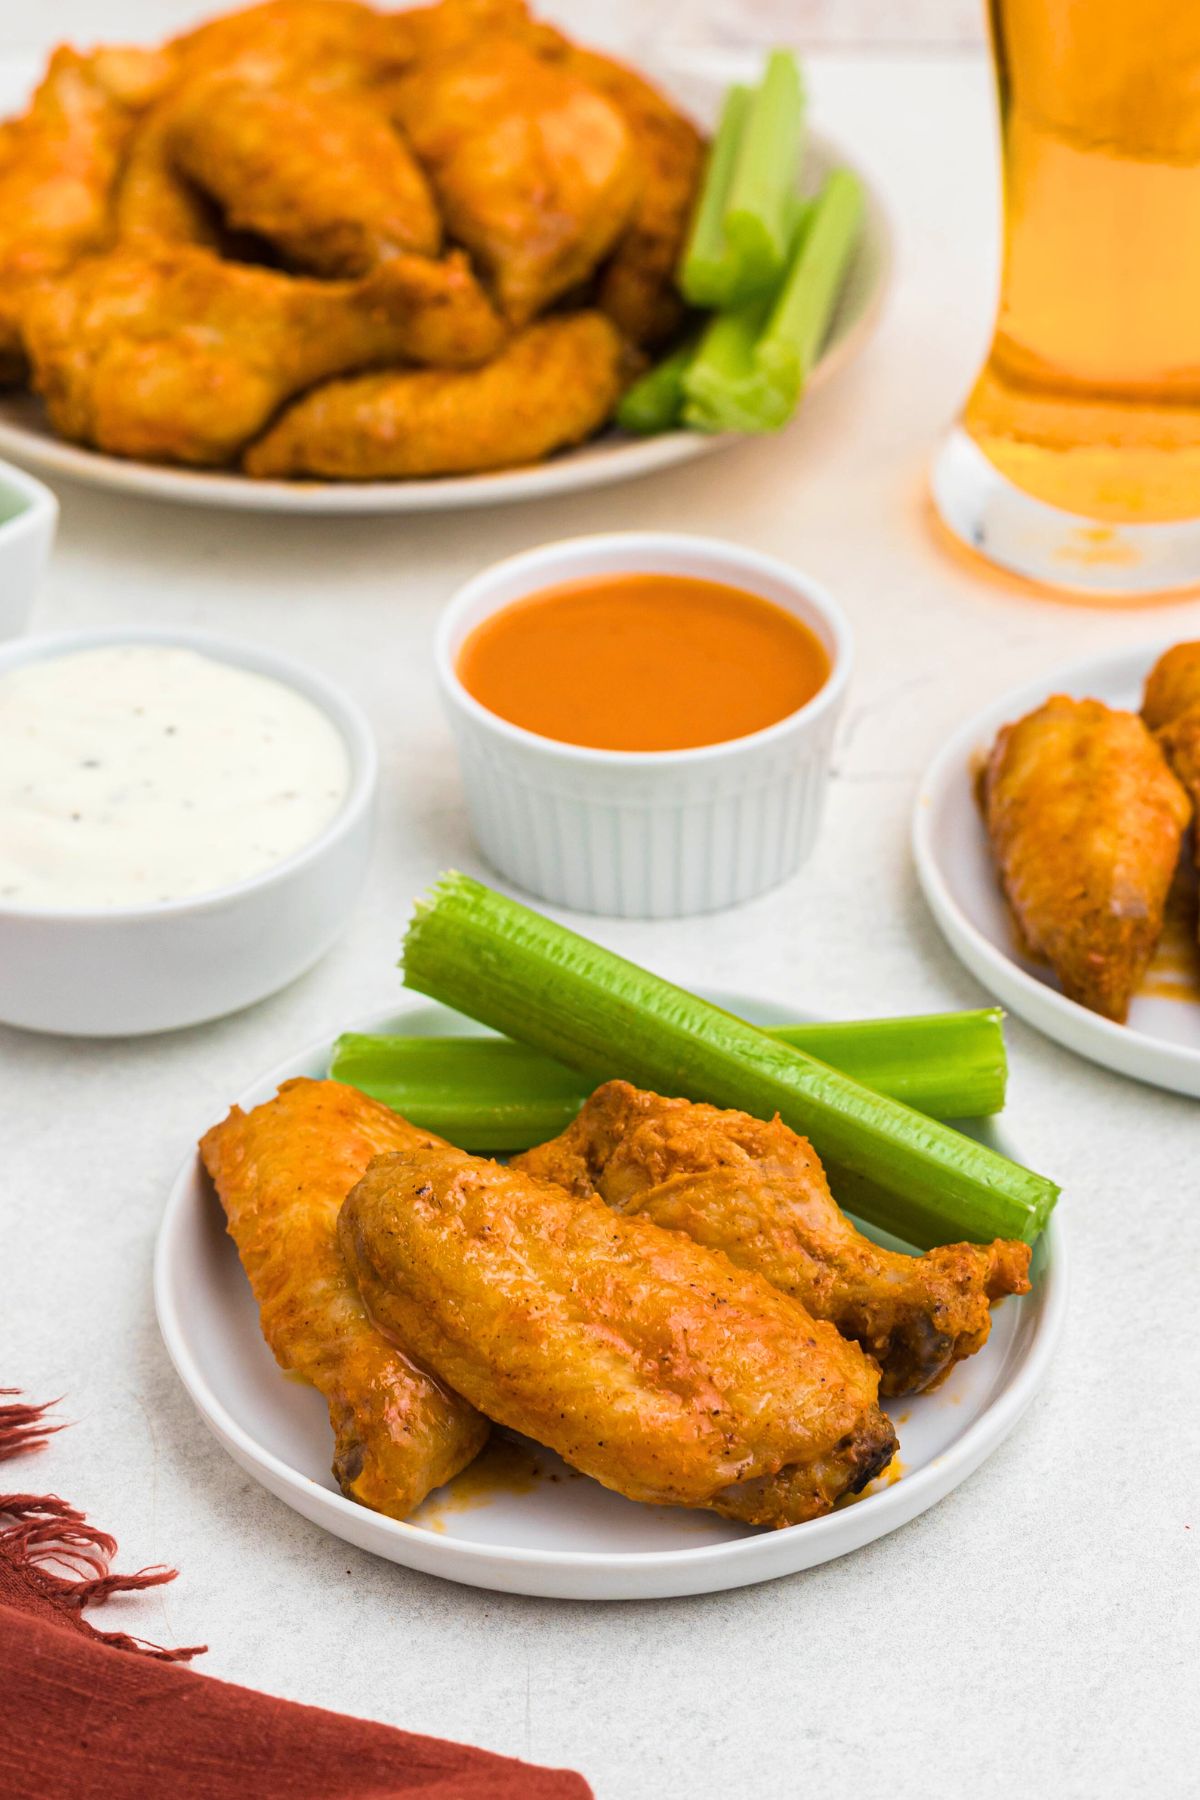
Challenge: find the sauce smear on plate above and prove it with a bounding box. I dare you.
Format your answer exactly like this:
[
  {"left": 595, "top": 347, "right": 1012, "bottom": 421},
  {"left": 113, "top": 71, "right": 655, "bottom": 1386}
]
[{"left": 457, "top": 572, "right": 830, "bottom": 752}]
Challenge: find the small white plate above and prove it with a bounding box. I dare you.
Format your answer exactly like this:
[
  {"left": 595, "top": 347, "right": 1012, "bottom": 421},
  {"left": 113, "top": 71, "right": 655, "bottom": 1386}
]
[
  {"left": 155, "top": 988, "right": 1064, "bottom": 1600},
  {"left": 0, "top": 106, "right": 889, "bottom": 514},
  {"left": 914, "top": 645, "right": 1200, "bottom": 1098}
]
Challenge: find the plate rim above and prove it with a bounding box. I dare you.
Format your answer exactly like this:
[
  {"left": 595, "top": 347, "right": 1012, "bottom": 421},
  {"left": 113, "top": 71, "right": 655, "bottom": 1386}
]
[
  {"left": 0, "top": 121, "right": 892, "bottom": 514},
  {"left": 154, "top": 986, "right": 1066, "bottom": 1585},
  {"left": 912, "top": 640, "right": 1200, "bottom": 1094}
]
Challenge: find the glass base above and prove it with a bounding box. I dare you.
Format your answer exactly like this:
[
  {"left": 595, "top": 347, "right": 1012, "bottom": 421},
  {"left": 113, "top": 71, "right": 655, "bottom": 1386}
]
[{"left": 932, "top": 428, "right": 1200, "bottom": 599}]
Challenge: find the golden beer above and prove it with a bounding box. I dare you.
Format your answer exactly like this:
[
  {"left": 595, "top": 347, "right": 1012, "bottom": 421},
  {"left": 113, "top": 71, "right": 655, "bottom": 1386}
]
[{"left": 936, "top": 0, "right": 1200, "bottom": 590}]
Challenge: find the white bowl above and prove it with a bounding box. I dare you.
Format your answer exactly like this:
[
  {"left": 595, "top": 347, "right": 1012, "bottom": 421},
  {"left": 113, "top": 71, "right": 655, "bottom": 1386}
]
[
  {"left": 436, "top": 533, "right": 853, "bottom": 918},
  {"left": 0, "top": 458, "right": 57, "bottom": 638},
  {"left": 0, "top": 626, "right": 377, "bottom": 1037}
]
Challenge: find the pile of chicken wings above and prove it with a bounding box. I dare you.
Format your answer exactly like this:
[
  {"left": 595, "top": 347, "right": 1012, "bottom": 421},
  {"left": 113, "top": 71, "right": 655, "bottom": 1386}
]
[
  {"left": 201, "top": 1076, "right": 1030, "bottom": 1530},
  {"left": 0, "top": 0, "right": 704, "bottom": 477}
]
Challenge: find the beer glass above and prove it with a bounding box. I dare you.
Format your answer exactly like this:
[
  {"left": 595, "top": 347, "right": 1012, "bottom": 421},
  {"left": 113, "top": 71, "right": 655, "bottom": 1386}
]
[{"left": 933, "top": 1, "right": 1200, "bottom": 596}]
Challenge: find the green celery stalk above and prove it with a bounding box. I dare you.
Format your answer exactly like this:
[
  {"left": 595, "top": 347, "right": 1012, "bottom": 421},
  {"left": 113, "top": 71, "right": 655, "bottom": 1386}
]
[
  {"left": 330, "top": 1010, "right": 1007, "bottom": 1151},
  {"left": 679, "top": 84, "right": 752, "bottom": 307},
  {"left": 755, "top": 166, "right": 863, "bottom": 400},
  {"left": 616, "top": 337, "right": 697, "bottom": 435},
  {"left": 400, "top": 875, "right": 1058, "bottom": 1249},
  {"left": 681, "top": 295, "right": 780, "bottom": 434},
  {"left": 718, "top": 49, "right": 806, "bottom": 305}
]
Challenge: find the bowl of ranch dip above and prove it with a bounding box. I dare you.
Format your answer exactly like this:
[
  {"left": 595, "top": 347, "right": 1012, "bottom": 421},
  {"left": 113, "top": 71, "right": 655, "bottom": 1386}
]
[{"left": 0, "top": 627, "right": 376, "bottom": 1035}]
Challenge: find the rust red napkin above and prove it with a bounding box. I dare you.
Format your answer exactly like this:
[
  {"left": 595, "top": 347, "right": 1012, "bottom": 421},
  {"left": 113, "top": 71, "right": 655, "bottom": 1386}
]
[{"left": 1, "top": 1394, "right": 592, "bottom": 1800}]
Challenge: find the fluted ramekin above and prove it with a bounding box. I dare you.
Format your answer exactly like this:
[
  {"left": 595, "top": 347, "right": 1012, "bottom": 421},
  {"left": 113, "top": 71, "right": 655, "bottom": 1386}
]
[{"left": 436, "top": 533, "right": 853, "bottom": 918}]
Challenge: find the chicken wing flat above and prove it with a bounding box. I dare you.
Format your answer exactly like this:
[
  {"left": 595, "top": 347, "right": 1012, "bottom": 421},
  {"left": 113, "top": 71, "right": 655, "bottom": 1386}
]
[
  {"left": 981, "top": 695, "right": 1190, "bottom": 1021},
  {"left": 339, "top": 1145, "right": 897, "bottom": 1528},
  {"left": 167, "top": 76, "right": 441, "bottom": 276},
  {"left": 531, "top": 33, "right": 703, "bottom": 346},
  {"left": 0, "top": 48, "right": 157, "bottom": 381},
  {"left": 200, "top": 1079, "right": 488, "bottom": 1519},
  {"left": 244, "top": 312, "right": 626, "bottom": 479},
  {"left": 516, "top": 1082, "right": 1031, "bottom": 1397},
  {"left": 389, "top": 37, "right": 638, "bottom": 324},
  {"left": 20, "top": 243, "right": 505, "bottom": 465}
]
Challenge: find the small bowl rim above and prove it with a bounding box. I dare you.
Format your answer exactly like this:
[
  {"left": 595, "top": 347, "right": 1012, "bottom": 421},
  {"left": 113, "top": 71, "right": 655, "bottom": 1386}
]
[
  {"left": 435, "top": 531, "right": 854, "bottom": 769},
  {"left": 0, "top": 456, "right": 58, "bottom": 541},
  {"left": 0, "top": 623, "right": 377, "bottom": 923}
]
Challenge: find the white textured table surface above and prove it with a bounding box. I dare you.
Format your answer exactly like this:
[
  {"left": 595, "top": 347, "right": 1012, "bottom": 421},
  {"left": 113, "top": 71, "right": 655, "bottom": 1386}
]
[{"left": 3, "top": 47, "right": 1198, "bottom": 1800}]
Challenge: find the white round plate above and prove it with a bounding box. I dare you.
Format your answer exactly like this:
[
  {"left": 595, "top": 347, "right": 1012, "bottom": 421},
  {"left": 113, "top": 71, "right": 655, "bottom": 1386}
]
[
  {"left": 155, "top": 987, "right": 1063, "bottom": 1599},
  {"left": 914, "top": 644, "right": 1200, "bottom": 1097},
  {"left": 0, "top": 111, "right": 889, "bottom": 514}
]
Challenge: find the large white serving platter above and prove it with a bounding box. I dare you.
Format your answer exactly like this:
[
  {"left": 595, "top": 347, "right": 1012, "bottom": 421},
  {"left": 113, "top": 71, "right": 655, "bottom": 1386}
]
[
  {"left": 0, "top": 60, "right": 890, "bottom": 514},
  {"left": 914, "top": 645, "right": 1200, "bottom": 1098},
  {"left": 155, "top": 988, "right": 1064, "bottom": 1600}
]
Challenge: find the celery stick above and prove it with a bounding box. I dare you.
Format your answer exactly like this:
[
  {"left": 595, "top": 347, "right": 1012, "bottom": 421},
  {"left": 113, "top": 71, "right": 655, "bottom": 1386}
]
[
  {"left": 756, "top": 166, "right": 863, "bottom": 398},
  {"left": 330, "top": 1010, "right": 1007, "bottom": 1151},
  {"left": 616, "top": 338, "right": 696, "bottom": 435},
  {"left": 400, "top": 876, "right": 1058, "bottom": 1249},
  {"left": 718, "top": 50, "right": 806, "bottom": 305},
  {"left": 681, "top": 296, "right": 780, "bottom": 434},
  {"left": 679, "top": 84, "right": 752, "bottom": 307},
  {"left": 332, "top": 1035, "right": 588, "bottom": 1149}
]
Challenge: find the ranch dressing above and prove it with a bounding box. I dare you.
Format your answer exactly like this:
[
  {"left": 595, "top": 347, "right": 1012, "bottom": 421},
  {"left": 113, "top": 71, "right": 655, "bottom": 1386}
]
[{"left": 0, "top": 645, "right": 351, "bottom": 909}]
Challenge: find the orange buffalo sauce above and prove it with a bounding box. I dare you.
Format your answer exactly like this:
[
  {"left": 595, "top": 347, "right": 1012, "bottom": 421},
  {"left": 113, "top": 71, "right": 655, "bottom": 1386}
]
[{"left": 457, "top": 572, "right": 830, "bottom": 752}]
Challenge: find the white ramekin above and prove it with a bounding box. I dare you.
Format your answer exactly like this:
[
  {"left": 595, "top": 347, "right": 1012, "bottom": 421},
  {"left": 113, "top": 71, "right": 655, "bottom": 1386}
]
[
  {"left": 0, "top": 625, "right": 377, "bottom": 1036},
  {"left": 436, "top": 533, "right": 853, "bottom": 918},
  {"left": 0, "top": 459, "right": 58, "bottom": 639}
]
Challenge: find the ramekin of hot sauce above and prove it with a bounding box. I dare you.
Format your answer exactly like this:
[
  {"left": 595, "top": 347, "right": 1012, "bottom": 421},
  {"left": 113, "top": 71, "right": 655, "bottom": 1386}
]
[{"left": 436, "top": 533, "right": 853, "bottom": 917}]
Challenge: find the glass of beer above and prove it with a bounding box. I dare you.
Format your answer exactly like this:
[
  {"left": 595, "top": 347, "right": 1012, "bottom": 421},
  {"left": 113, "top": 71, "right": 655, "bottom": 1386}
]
[{"left": 933, "top": 1, "right": 1200, "bottom": 597}]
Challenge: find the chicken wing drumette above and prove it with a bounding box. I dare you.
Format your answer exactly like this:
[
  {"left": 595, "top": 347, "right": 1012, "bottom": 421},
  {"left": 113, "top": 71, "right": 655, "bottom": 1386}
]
[
  {"left": 201, "top": 1079, "right": 488, "bottom": 1519},
  {"left": 981, "top": 695, "right": 1190, "bottom": 1020},
  {"left": 516, "top": 1082, "right": 1031, "bottom": 1397},
  {"left": 20, "top": 242, "right": 504, "bottom": 465},
  {"left": 339, "top": 1145, "right": 897, "bottom": 1527}
]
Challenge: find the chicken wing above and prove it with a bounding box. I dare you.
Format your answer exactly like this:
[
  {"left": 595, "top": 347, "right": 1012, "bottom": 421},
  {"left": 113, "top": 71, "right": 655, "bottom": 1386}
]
[
  {"left": 1143, "top": 643, "right": 1200, "bottom": 910},
  {"left": 244, "top": 312, "right": 626, "bottom": 478},
  {"left": 981, "top": 695, "right": 1190, "bottom": 1021},
  {"left": 20, "top": 243, "right": 505, "bottom": 465},
  {"left": 516, "top": 1082, "right": 1031, "bottom": 1397},
  {"left": 168, "top": 76, "right": 441, "bottom": 276},
  {"left": 200, "top": 1079, "right": 488, "bottom": 1519},
  {"left": 339, "top": 1145, "right": 897, "bottom": 1528},
  {"left": 530, "top": 33, "right": 703, "bottom": 346},
  {"left": 0, "top": 49, "right": 151, "bottom": 381},
  {"left": 389, "top": 38, "right": 639, "bottom": 324}
]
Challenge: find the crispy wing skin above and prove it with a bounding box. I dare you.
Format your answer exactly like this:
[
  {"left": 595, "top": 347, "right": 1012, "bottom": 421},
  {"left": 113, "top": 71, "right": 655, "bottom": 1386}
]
[
  {"left": 531, "top": 33, "right": 703, "bottom": 346},
  {"left": 339, "top": 1146, "right": 897, "bottom": 1528},
  {"left": 245, "top": 312, "right": 626, "bottom": 479},
  {"left": 168, "top": 77, "right": 441, "bottom": 276},
  {"left": 389, "top": 39, "right": 639, "bottom": 324},
  {"left": 200, "top": 1079, "right": 488, "bottom": 1519},
  {"left": 516, "top": 1082, "right": 1031, "bottom": 1397},
  {"left": 20, "top": 244, "right": 504, "bottom": 465},
  {"left": 0, "top": 49, "right": 154, "bottom": 381},
  {"left": 981, "top": 695, "right": 1190, "bottom": 1021}
]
